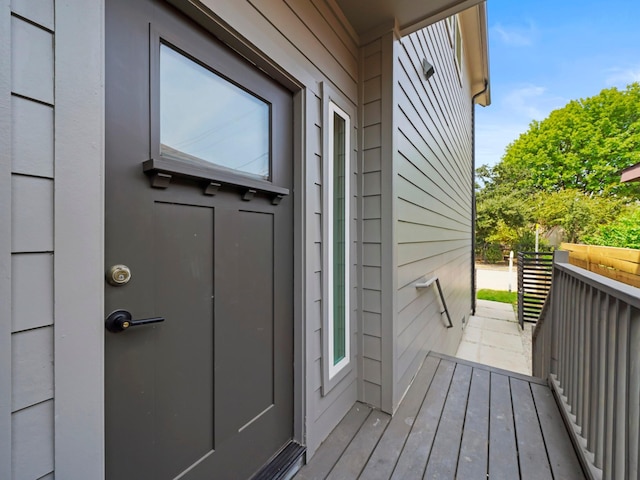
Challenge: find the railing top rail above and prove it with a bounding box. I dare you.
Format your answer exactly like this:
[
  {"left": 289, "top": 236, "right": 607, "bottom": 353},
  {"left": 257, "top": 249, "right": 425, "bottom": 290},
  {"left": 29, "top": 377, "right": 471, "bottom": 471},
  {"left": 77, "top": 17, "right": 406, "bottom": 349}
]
[{"left": 555, "top": 260, "right": 640, "bottom": 309}]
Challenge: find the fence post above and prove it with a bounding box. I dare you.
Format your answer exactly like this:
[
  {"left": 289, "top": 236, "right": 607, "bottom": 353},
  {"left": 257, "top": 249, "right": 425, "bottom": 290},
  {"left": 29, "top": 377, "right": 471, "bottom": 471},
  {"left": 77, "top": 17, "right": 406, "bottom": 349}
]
[
  {"left": 555, "top": 249, "right": 569, "bottom": 264},
  {"left": 517, "top": 252, "right": 524, "bottom": 328}
]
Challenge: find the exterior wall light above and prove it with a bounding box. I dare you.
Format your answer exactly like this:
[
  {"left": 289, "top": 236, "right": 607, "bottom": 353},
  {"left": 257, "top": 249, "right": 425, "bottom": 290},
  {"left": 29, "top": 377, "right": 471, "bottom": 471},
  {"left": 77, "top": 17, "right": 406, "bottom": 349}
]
[{"left": 422, "top": 58, "right": 435, "bottom": 80}]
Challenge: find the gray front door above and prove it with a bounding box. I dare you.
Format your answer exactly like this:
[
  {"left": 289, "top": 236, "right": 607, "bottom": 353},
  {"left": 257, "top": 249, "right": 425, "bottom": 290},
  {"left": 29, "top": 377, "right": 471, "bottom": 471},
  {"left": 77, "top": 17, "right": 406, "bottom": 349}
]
[{"left": 104, "top": 1, "right": 294, "bottom": 478}]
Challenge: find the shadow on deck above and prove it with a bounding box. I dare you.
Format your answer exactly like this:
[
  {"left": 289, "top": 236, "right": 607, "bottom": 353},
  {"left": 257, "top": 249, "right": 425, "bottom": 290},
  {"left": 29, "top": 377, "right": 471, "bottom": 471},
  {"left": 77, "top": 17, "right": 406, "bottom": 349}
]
[{"left": 295, "top": 352, "right": 585, "bottom": 479}]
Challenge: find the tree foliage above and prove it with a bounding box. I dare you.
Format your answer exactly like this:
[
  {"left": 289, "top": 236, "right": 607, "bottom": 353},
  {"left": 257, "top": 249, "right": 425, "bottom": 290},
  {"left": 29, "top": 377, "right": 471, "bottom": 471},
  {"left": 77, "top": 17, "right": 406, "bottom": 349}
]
[
  {"left": 476, "top": 83, "right": 640, "bottom": 250},
  {"left": 496, "top": 83, "right": 640, "bottom": 197},
  {"left": 532, "top": 189, "right": 623, "bottom": 243},
  {"left": 584, "top": 207, "right": 640, "bottom": 249}
]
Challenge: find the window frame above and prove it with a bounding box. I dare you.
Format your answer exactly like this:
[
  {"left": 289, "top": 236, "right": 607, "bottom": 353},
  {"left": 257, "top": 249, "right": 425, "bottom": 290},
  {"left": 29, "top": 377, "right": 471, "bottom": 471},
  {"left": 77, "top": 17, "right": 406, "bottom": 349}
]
[
  {"left": 445, "top": 16, "right": 455, "bottom": 47},
  {"left": 321, "top": 82, "right": 355, "bottom": 394},
  {"left": 146, "top": 25, "right": 292, "bottom": 198},
  {"left": 158, "top": 42, "right": 272, "bottom": 181}
]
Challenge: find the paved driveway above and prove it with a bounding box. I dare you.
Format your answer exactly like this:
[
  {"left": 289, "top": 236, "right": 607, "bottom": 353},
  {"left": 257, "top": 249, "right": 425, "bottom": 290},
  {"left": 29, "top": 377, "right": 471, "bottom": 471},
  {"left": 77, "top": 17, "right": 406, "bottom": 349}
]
[{"left": 476, "top": 264, "right": 517, "bottom": 291}]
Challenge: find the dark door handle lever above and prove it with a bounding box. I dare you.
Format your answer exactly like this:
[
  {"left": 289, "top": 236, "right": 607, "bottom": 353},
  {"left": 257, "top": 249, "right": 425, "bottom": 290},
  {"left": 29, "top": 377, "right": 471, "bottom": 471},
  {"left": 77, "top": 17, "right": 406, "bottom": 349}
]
[{"left": 105, "top": 309, "right": 165, "bottom": 333}]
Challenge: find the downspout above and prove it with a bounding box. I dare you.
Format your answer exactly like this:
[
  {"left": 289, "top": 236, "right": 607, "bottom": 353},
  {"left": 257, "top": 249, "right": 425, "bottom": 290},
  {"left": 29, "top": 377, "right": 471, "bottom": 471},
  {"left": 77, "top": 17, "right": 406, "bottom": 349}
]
[{"left": 471, "top": 80, "right": 488, "bottom": 315}]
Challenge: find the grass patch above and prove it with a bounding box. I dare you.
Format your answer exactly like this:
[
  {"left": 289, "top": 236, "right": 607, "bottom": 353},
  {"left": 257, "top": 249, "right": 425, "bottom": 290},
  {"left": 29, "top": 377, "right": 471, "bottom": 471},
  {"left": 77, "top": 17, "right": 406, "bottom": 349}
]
[{"left": 477, "top": 289, "right": 517, "bottom": 306}]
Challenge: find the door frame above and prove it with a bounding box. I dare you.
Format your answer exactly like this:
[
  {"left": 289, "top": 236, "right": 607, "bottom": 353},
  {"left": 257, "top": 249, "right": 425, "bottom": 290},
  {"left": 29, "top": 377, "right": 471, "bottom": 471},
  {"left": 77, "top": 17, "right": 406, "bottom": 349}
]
[{"left": 53, "top": 1, "right": 308, "bottom": 479}]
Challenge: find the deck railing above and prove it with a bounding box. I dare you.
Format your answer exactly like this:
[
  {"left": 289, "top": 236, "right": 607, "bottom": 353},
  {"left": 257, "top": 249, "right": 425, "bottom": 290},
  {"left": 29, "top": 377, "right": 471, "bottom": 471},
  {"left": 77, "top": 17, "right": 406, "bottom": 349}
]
[{"left": 533, "top": 250, "right": 640, "bottom": 480}]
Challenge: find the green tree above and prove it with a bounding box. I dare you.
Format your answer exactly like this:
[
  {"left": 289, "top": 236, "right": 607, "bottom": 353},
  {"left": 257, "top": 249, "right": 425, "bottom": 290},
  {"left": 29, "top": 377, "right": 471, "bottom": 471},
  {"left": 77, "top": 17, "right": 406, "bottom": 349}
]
[
  {"left": 584, "top": 207, "right": 640, "bottom": 248},
  {"left": 476, "top": 83, "right": 640, "bottom": 247},
  {"left": 476, "top": 187, "right": 531, "bottom": 248},
  {"left": 496, "top": 83, "right": 640, "bottom": 197},
  {"left": 532, "top": 189, "right": 623, "bottom": 243}
]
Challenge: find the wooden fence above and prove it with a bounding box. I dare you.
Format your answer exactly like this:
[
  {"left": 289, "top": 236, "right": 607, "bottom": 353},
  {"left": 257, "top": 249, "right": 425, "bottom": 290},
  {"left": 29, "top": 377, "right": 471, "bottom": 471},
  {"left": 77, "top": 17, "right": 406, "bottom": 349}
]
[{"left": 561, "top": 242, "right": 640, "bottom": 288}]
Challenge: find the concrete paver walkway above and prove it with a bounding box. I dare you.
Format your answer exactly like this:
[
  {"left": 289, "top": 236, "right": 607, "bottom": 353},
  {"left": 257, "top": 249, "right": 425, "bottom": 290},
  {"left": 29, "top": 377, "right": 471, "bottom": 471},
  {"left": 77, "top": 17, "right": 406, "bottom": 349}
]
[{"left": 456, "top": 299, "right": 532, "bottom": 376}]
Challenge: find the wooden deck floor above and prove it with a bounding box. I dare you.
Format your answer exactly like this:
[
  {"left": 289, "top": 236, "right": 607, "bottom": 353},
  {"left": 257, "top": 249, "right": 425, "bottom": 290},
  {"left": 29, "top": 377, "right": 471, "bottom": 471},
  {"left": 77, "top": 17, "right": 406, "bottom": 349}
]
[{"left": 295, "top": 352, "right": 585, "bottom": 480}]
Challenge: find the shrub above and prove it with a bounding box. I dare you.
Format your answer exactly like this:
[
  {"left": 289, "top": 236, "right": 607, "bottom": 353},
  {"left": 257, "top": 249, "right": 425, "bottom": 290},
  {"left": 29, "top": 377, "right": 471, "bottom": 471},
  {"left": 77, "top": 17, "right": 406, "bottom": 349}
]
[
  {"left": 514, "top": 230, "right": 552, "bottom": 252},
  {"left": 484, "top": 243, "right": 504, "bottom": 263},
  {"left": 584, "top": 207, "right": 640, "bottom": 249}
]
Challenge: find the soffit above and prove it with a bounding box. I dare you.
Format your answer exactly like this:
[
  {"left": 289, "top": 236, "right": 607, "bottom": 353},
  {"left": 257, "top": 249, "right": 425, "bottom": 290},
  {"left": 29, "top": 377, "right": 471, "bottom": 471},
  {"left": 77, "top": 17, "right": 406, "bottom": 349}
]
[{"left": 335, "top": 0, "right": 484, "bottom": 36}]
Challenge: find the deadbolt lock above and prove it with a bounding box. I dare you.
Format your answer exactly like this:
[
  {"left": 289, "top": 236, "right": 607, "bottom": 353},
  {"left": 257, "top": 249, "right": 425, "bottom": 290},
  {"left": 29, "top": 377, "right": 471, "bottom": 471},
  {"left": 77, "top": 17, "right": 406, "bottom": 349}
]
[{"left": 107, "top": 264, "right": 132, "bottom": 286}]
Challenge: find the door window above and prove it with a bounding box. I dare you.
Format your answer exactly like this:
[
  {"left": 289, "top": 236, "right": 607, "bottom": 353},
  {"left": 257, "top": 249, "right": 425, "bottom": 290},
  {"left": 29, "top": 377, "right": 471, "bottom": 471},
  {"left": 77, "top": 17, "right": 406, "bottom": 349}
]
[{"left": 160, "top": 43, "right": 271, "bottom": 179}]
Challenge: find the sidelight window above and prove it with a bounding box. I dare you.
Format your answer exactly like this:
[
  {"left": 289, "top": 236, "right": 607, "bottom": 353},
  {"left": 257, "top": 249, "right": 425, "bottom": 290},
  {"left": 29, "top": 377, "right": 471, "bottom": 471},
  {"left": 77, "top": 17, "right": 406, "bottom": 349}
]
[
  {"left": 329, "top": 105, "right": 348, "bottom": 369},
  {"left": 323, "top": 96, "right": 352, "bottom": 388}
]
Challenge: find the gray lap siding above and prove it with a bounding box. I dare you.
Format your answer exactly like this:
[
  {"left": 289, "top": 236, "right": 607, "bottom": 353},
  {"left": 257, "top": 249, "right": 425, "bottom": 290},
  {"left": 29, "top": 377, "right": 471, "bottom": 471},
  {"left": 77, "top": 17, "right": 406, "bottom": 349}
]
[{"left": 394, "top": 21, "right": 473, "bottom": 407}]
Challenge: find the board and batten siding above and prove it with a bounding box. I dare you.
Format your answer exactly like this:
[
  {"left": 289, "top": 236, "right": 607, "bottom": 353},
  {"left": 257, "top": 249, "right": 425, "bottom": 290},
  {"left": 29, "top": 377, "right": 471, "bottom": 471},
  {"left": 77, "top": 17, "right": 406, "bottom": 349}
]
[
  {"left": 394, "top": 20, "right": 473, "bottom": 406},
  {"left": 0, "top": 2, "right": 56, "bottom": 479}
]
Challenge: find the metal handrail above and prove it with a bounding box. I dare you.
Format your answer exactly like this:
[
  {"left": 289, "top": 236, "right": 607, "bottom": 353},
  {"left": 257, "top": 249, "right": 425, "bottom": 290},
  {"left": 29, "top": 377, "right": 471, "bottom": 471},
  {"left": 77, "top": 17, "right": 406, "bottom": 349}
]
[{"left": 415, "top": 277, "right": 453, "bottom": 328}]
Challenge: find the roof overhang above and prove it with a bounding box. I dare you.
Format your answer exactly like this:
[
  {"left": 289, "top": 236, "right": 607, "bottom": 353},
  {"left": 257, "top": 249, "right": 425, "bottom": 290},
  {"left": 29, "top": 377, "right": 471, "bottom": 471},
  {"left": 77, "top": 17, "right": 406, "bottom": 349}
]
[
  {"left": 335, "top": 0, "right": 490, "bottom": 105},
  {"left": 335, "top": 0, "right": 483, "bottom": 37},
  {"left": 459, "top": 2, "right": 490, "bottom": 105},
  {"left": 621, "top": 163, "right": 640, "bottom": 183}
]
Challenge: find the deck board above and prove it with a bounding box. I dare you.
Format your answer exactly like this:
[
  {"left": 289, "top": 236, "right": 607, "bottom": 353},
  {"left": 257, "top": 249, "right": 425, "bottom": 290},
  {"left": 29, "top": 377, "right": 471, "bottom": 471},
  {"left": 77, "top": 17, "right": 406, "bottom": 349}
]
[
  {"left": 489, "top": 372, "right": 520, "bottom": 479},
  {"left": 295, "top": 403, "right": 371, "bottom": 480},
  {"left": 295, "top": 352, "right": 586, "bottom": 479},
  {"left": 456, "top": 368, "right": 490, "bottom": 480},
  {"left": 359, "top": 355, "right": 440, "bottom": 479},
  {"left": 511, "top": 378, "right": 553, "bottom": 480},
  {"left": 326, "top": 410, "right": 390, "bottom": 479},
  {"left": 390, "top": 359, "right": 455, "bottom": 479},
  {"left": 423, "top": 364, "right": 472, "bottom": 479},
  {"left": 531, "top": 382, "right": 585, "bottom": 479}
]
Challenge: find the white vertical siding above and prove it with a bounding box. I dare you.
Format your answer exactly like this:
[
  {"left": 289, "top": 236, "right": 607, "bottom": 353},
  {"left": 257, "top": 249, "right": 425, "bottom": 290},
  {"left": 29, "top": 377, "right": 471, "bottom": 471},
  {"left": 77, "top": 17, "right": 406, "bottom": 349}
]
[
  {"left": 3, "top": 4, "right": 56, "bottom": 479},
  {"left": 394, "top": 20, "right": 473, "bottom": 405}
]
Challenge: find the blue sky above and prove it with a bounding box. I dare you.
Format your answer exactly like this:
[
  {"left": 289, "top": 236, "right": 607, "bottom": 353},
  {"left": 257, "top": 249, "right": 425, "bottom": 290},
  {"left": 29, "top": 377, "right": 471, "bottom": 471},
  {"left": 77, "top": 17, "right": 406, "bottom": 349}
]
[{"left": 476, "top": 0, "right": 640, "bottom": 167}]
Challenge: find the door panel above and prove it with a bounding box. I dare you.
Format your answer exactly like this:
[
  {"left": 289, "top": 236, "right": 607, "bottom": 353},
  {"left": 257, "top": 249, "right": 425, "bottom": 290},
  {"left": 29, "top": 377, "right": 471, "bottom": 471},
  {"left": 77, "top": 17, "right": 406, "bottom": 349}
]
[
  {"left": 216, "top": 210, "right": 275, "bottom": 441},
  {"left": 153, "top": 202, "right": 215, "bottom": 477},
  {"left": 105, "top": 0, "right": 294, "bottom": 478}
]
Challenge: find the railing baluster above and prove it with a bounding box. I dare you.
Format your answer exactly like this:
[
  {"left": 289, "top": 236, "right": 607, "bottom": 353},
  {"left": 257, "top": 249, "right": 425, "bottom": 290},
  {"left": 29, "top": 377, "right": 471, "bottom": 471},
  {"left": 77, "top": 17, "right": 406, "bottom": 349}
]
[
  {"left": 582, "top": 285, "right": 598, "bottom": 451},
  {"left": 581, "top": 283, "right": 592, "bottom": 440},
  {"left": 568, "top": 275, "right": 576, "bottom": 409},
  {"left": 629, "top": 308, "right": 640, "bottom": 478},
  {"left": 567, "top": 274, "right": 573, "bottom": 408},
  {"left": 613, "top": 302, "right": 630, "bottom": 478},
  {"left": 559, "top": 272, "right": 568, "bottom": 392},
  {"left": 574, "top": 278, "right": 584, "bottom": 419},
  {"left": 604, "top": 296, "right": 617, "bottom": 479},
  {"left": 595, "top": 291, "right": 607, "bottom": 469}
]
